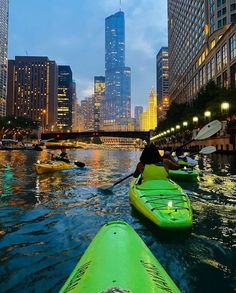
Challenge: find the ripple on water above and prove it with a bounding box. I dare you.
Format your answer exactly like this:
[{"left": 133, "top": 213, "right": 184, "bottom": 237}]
[{"left": 0, "top": 150, "right": 235, "bottom": 293}]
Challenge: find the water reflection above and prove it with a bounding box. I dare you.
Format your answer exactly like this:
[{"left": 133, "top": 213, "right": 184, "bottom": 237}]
[{"left": 0, "top": 149, "right": 235, "bottom": 293}]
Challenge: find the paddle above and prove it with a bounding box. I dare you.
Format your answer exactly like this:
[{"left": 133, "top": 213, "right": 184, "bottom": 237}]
[
  {"left": 174, "top": 120, "right": 221, "bottom": 151},
  {"left": 99, "top": 173, "right": 133, "bottom": 191},
  {"left": 74, "top": 161, "right": 85, "bottom": 168},
  {"left": 198, "top": 145, "right": 216, "bottom": 155},
  {"left": 47, "top": 152, "right": 85, "bottom": 168}
]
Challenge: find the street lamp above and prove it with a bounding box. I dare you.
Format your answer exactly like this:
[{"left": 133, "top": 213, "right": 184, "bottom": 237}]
[
  {"left": 193, "top": 116, "right": 198, "bottom": 124},
  {"left": 204, "top": 111, "right": 211, "bottom": 120},
  {"left": 221, "top": 102, "right": 229, "bottom": 113},
  {"left": 183, "top": 121, "right": 188, "bottom": 127},
  {"left": 167, "top": 130, "right": 170, "bottom": 134},
  {"left": 171, "top": 127, "right": 175, "bottom": 132},
  {"left": 176, "top": 125, "right": 180, "bottom": 130}
]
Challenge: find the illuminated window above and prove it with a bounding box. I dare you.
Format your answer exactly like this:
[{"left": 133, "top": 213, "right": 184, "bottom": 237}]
[
  {"left": 229, "top": 34, "right": 236, "bottom": 59},
  {"left": 216, "top": 50, "right": 222, "bottom": 72},
  {"left": 222, "top": 44, "right": 227, "bottom": 67},
  {"left": 210, "top": 39, "right": 216, "bottom": 49}
]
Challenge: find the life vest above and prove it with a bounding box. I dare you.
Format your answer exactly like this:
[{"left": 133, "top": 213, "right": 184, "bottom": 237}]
[{"left": 142, "top": 164, "right": 168, "bottom": 182}]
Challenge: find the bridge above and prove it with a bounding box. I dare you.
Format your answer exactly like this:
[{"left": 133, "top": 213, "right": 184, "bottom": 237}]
[{"left": 41, "top": 130, "right": 151, "bottom": 142}]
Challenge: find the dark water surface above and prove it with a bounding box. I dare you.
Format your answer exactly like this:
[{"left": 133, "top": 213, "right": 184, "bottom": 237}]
[{"left": 0, "top": 149, "right": 235, "bottom": 293}]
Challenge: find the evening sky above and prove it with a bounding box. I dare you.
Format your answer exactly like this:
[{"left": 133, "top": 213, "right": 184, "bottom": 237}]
[{"left": 8, "top": 0, "right": 167, "bottom": 112}]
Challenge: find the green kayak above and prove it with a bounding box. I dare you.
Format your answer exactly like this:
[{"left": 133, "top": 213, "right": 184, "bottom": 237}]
[
  {"left": 169, "top": 168, "right": 198, "bottom": 181},
  {"left": 60, "top": 221, "right": 180, "bottom": 293},
  {"left": 129, "top": 177, "right": 192, "bottom": 229}
]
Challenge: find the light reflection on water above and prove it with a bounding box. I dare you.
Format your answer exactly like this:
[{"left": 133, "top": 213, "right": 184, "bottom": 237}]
[{"left": 0, "top": 150, "right": 235, "bottom": 293}]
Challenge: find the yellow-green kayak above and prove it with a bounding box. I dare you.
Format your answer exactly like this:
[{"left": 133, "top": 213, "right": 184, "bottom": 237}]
[
  {"left": 129, "top": 177, "right": 192, "bottom": 229},
  {"left": 60, "top": 221, "right": 181, "bottom": 293}
]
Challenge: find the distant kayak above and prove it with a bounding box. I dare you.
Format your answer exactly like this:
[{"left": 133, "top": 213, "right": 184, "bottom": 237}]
[
  {"left": 34, "top": 161, "right": 74, "bottom": 175},
  {"left": 169, "top": 168, "right": 199, "bottom": 181},
  {"left": 129, "top": 177, "right": 192, "bottom": 229},
  {"left": 59, "top": 221, "right": 181, "bottom": 293}
]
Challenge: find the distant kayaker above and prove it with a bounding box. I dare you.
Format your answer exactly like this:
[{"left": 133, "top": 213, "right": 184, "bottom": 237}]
[
  {"left": 133, "top": 143, "right": 180, "bottom": 182},
  {"left": 52, "top": 149, "right": 70, "bottom": 163},
  {"left": 174, "top": 150, "right": 198, "bottom": 167}
]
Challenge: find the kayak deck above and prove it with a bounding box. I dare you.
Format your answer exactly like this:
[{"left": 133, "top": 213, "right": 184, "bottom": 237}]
[
  {"left": 169, "top": 168, "right": 198, "bottom": 181},
  {"left": 129, "top": 178, "right": 192, "bottom": 229},
  {"left": 60, "top": 221, "right": 180, "bottom": 293}
]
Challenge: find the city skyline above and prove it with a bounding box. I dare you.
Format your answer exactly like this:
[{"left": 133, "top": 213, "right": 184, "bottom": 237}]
[{"left": 8, "top": 0, "right": 168, "bottom": 111}]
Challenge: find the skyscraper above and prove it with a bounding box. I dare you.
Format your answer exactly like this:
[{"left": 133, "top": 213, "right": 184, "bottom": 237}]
[
  {"left": 7, "top": 56, "right": 58, "bottom": 129},
  {"left": 58, "top": 65, "right": 73, "bottom": 131},
  {"left": 156, "top": 47, "right": 169, "bottom": 121},
  {"left": 168, "top": 0, "right": 236, "bottom": 102},
  {"left": 0, "top": 0, "right": 9, "bottom": 117},
  {"left": 94, "top": 76, "right": 105, "bottom": 131},
  {"left": 156, "top": 47, "right": 169, "bottom": 104},
  {"left": 103, "top": 10, "right": 131, "bottom": 122},
  {"left": 134, "top": 106, "right": 143, "bottom": 130},
  {"left": 140, "top": 88, "right": 157, "bottom": 131}
]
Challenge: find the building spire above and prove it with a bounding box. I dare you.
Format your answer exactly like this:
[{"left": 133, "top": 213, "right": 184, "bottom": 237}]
[{"left": 119, "top": 0, "right": 122, "bottom": 11}]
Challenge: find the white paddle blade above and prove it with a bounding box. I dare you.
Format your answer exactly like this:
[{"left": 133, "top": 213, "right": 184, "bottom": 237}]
[
  {"left": 199, "top": 146, "right": 217, "bottom": 154},
  {"left": 98, "top": 184, "right": 113, "bottom": 191},
  {"left": 195, "top": 120, "right": 222, "bottom": 140}
]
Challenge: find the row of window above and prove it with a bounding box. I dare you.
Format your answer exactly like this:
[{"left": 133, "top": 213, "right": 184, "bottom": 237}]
[{"left": 174, "top": 34, "right": 236, "bottom": 99}]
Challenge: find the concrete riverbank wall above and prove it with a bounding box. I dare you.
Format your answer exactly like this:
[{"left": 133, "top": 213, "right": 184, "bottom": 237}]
[{"left": 161, "top": 135, "right": 236, "bottom": 153}]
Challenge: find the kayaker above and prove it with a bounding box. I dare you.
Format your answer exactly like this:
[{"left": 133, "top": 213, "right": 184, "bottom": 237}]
[
  {"left": 133, "top": 144, "right": 180, "bottom": 182},
  {"left": 174, "top": 150, "right": 197, "bottom": 167},
  {"left": 52, "top": 149, "right": 70, "bottom": 163}
]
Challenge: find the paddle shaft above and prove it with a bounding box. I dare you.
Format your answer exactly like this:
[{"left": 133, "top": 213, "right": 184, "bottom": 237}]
[{"left": 113, "top": 173, "right": 133, "bottom": 187}]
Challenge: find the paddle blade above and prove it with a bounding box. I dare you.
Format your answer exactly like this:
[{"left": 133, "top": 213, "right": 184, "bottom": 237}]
[
  {"left": 195, "top": 120, "right": 221, "bottom": 140},
  {"left": 199, "top": 146, "right": 216, "bottom": 154},
  {"left": 74, "top": 161, "right": 85, "bottom": 168},
  {"left": 98, "top": 184, "right": 114, "bottom": 193}
]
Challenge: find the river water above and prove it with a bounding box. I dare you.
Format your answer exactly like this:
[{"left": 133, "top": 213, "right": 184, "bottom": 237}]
[{"left": 0, "top": 149, "right": 235, "bottom": 293}]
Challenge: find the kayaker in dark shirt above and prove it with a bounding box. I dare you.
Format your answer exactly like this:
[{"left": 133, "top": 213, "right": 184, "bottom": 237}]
[
  {"left": 52, "top": 149, "right": 70, "bottom": 163},
  {"left": 133, "top": 143, "right": 180, "bottom": 181}
]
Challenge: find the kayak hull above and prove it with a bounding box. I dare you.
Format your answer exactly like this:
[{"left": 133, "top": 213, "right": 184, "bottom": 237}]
[
  {"left": 60, "top": 221, "right": 180, "bottom": 293},
  {"left": 129, "top": 178, "right": 192, "bottom": 229},
  {"left": 34, "top": 161, "right": 74, "bottom": 174},
  {"left": 169, "top": 169, "right": 198, "bottom": 181}
]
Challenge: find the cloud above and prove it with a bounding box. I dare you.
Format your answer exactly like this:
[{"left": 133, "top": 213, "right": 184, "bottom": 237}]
[
  {"left": 9, "top": 0, "right": 168, "bottom": 110},
  {"left": 75, "top": 77, "right": 94, "bottom": 100}
]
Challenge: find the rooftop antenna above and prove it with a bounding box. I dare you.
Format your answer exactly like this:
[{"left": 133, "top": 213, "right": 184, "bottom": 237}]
[{"left": 119, "top": 0, "right": 122, "bottom": 11}]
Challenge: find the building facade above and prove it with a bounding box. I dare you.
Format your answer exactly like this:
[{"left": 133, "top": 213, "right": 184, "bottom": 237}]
[
  {"left": 94, "top": 76, "right": 105, "bottom": 131},
  {"left": 0, "top": 0, "right": 9, "bottom": 117},
  {"left": 57, "top": 65, "right": 73, "bottom": 131},
  {"left": 7, "top": 56, "right": 58, "bottom": 129},
  {"left": 156, "top": 47, "right": 169, "bottom": 104},
  {"left": 134, "top": 106, "right": 143, "bottom": 130},
  {"left": 140, "top": 88, "right": 157, "bottom": 131},
  {"left": 103, "top": 10, "right": 131, "bottom": 123},
  {"left": 80, "top": 96, "right": 95, "bottom": 131},
  {"left": 168, "top": 0, "right": 236, "bottom": 102}
]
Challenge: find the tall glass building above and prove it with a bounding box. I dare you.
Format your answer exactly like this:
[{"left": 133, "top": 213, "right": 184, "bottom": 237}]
[
  {"left": 58, "top": 65, "right": 73, "bottom": 131},
  {"left": 156, "top": 47, "right": 169, "bottom": 104},
  {"left": 0, "top": 0, "right": 9, "bottom": 116},
  {"left": 104, "top": 10, "right": 131, "bottom": 122}
]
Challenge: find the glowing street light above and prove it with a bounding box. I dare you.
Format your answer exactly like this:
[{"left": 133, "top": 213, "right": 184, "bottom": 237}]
[
  {"left": 193, "top": 116, "right": 199, "bottom": 124},
  {"left": 204, "top": 111, "right": 211, "bottom": 120},
  {"left": 176, "top": 125, "right": 180, "bottom": 130},
  {"left": 171, "top": 127, "right": 175, "bottom": 132},
  {"left": 167, "top": 130, "right": 170, "bottom": 134},
  {"left": 183, "top": 121, "right": 188, "bottom": 127},
  {"left": 221, "top": 102, "right": 229, "bottom": 112}
]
